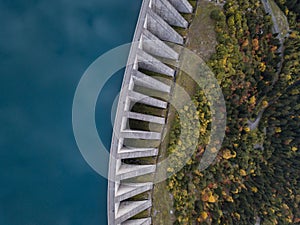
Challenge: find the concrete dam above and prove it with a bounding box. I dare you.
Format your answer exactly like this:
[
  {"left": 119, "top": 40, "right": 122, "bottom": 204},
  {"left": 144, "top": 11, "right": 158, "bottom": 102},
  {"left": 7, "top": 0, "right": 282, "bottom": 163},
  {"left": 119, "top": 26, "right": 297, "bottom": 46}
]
[{"left": 107, "top": 0, "right": 193, "bottom": 224}]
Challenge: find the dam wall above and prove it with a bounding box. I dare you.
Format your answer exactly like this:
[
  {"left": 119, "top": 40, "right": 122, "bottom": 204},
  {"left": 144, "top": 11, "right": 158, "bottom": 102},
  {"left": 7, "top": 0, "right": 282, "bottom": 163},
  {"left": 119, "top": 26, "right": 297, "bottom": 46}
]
[{"left": 107, "top": 0, "right": 193, "bottom": 224}]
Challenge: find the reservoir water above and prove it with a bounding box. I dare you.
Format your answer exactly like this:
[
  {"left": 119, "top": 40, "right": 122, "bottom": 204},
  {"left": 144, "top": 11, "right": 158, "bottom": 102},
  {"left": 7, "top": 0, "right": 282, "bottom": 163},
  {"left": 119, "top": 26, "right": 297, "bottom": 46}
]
[{"left": 0, "top": 0, "right": 142, "bottom": 224}]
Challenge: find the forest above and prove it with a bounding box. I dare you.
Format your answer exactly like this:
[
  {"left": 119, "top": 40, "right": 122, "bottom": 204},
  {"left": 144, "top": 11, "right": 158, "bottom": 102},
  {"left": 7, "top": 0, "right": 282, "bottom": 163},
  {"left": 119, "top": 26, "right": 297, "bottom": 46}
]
[{"left": 166, "top": 0, "right": 300, "bottom": 224}]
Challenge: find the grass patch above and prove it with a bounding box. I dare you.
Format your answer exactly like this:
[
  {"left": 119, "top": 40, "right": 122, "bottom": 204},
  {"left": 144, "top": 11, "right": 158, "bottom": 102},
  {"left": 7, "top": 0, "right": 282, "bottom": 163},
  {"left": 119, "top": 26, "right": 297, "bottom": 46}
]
[
  {"left": 151, "top": 1, "right": 220, "bottom": 225},
  {"left": 131, "top": 208, "right": 151, "bottom": 220},
  {"left": 186, "top": 0, "right": 220, "bottom": 61},
  {"left": 123, "top": 156, "right": 157, "bottom": 165},
  {"left": 131, "top": 102, "right": 167, "bottom": 117},
  {"left": 128, "top": 118, "right": 163, "bottom": 133}
]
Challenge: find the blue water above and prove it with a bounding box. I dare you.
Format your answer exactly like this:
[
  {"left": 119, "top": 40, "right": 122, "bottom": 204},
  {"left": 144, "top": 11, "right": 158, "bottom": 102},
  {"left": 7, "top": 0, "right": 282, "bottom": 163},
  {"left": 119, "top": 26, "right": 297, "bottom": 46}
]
[{"left": 0, "top": 0, "right": 141, "bottom": 224}]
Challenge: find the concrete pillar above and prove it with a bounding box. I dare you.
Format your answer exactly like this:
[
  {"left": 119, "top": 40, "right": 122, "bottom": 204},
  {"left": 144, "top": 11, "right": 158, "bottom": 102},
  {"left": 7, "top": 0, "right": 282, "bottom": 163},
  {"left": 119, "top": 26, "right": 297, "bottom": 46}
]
[
  {"left": 120, "top": 130, "right": 161, "bottom": 140},
  {"left": 115, "top": 200, "right": 152, "bottom": 224},
  {"left": 122, "top": 218, "right": 152, "bottom": 225},
  {"left": 116, "top": 164, "right": 156, "bottom": 181},
  {"left": 128, "top": 90, "right": 168, "bottom": 109},
  {"left": 141, "top": 29, "right": 179, "bottom": 60},
  {"left": 132, "top": 70, "right": 171, "bottom": 93},
  {"left": 124, "top": 111, "right": 165, "bottom": 124},
  {"left": 167, "top": 0, "right": 193, "bottom": 13},
  {"left": 118, "top": 147, "right": 159, "bottom": 159},
  {"left": 151, "top": 0, "right": 189, "bottom": 28},
  {"left": 146, "top": 9, "right": 184, "bottom": 44},
  {"left": 137, "top": 49, "right": 175, "bottom": 77},
  {"left": 115, "top": 182, "right": 153, "bottom": 202}
]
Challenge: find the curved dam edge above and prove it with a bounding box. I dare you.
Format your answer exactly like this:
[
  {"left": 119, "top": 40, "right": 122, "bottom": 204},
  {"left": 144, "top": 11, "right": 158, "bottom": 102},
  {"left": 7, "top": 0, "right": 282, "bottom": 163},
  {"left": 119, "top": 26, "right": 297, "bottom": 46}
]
[{"left": 107, "top": 0, "right": 193, "bottom": 224}]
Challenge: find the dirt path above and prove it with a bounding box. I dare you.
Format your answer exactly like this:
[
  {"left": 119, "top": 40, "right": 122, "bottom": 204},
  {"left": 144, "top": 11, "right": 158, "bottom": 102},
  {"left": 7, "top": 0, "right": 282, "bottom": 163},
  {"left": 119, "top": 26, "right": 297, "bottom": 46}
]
[
  {"left": 261, "top": 0, "right": 289, "bottom": 84},
  {"left": 248, "top": 0, "right": 289, "bottom": 130}
]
